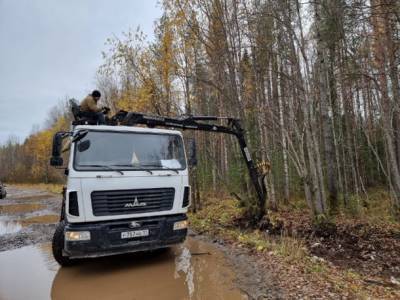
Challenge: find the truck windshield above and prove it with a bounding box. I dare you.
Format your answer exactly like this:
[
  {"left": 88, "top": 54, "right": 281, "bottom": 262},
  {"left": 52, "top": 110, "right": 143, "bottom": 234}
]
[{"left": 73, "top": 131, "right": 186, "bottom": 171}]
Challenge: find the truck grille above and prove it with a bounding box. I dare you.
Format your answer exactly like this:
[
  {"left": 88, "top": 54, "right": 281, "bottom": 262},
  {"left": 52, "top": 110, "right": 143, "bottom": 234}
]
[{"left": 91, "top": 188, "right": 175, "bottom": 216}]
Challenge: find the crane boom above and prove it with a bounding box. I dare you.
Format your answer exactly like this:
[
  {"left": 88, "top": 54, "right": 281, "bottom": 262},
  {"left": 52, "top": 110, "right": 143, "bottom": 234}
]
[{"left": 111, "top": 111, "right": 268, "bottom": 219}]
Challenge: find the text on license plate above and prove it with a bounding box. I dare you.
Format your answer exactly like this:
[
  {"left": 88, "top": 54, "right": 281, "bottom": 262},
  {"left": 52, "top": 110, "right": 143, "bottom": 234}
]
[{"left": 121, "top": 229, "right": 149, "bottom": 239}]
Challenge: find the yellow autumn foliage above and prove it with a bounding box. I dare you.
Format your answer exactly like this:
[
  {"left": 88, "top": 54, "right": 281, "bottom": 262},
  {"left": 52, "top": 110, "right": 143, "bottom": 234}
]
[
  {"left": 15, "top": 116, "right": 70, "bottom": 183},
  {"left": 117, "top": 79, "right": 157, "bottom": 112}
]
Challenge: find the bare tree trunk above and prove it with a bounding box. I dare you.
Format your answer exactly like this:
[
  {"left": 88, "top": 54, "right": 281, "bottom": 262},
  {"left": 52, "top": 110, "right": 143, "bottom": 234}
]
[
  {"left": 371, "top": 0, "right": 400, "bottom": 217},
  {"left": 315, "top": 0, "right": 338, "bottom": 214},
  {"left": 278, "top": 57, "right": 290, "bottom": 204}
]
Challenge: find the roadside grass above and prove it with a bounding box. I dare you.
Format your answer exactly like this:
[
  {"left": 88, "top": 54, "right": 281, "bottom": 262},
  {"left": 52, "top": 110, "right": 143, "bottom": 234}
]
[
  {"left": 283, "top": 188, "right": 399, "bottom": 228},
  {"left": 355, "top": 188, "right": 399, "bottom": 225},
  {"left": 189, "top": 196, "right": 400, "bottom": 299},
  {"left": 189, "top": 197, "right": 309, "bottom": 264},
  {"left": 11, "top": 183, "right": 64, "bottom": 194}
]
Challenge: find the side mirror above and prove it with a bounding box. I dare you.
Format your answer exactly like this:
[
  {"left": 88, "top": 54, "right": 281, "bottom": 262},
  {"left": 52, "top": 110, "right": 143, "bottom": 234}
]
[
  {"left": 50, "top": 156, "right": 63, "bottom": 166},
  {"left": 187, "top": 138, "right": 197, "bottom": 167},
  {"left": 50, "top": 132, "right": 66, "bottom": 167},
  {"left": 77, "top": 140, "right": 91, "bottom": 152}
]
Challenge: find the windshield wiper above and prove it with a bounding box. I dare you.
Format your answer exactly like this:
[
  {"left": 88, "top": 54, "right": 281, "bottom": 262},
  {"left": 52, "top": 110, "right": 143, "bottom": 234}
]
[
  {"left": 111, "top": 164, "right": 153, "bottom": 175},
  {"left": 82, "top": 164, "right": 124, "bottom": 175},
  {"left": 141, "top": 164, "right": 180, "bottom": 174}
]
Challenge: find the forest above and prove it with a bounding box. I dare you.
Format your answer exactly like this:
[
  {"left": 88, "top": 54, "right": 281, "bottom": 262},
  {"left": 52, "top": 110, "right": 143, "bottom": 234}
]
[
  {"left": 2, "top": 1, "right": 400, "bottom": 296},
  {"left": 1, "top": 0, "right": 400, "bottom": 223}
]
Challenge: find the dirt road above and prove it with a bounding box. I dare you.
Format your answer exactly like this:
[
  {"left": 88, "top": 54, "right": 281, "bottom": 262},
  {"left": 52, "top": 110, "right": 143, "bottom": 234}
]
[{"left": 0, "top": 186, "right": 279, "bottom": 300}]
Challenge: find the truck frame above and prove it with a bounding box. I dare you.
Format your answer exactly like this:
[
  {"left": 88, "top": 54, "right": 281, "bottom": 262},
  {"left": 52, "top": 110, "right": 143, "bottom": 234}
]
[{"left": 50, "top": 105, "right": 268, "bottom": 266}]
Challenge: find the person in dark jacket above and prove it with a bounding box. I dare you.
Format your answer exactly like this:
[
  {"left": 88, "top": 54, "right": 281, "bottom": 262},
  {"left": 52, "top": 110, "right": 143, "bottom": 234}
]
[{"left": 80, "top": 90, "right": 106, "bottom": 124}]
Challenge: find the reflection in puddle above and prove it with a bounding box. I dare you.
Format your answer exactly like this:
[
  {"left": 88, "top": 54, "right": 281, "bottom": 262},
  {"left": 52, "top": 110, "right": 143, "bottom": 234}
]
[
  {"left": 0, "top": 219, "right": 22, "bottom": 235},
  {"left": 175, "top": 247, "right": 195, "bottom": 297},
  {"left": 0, "top": 214, "right": 57, "bottom": 234},
  {"left": 0, "top": 238, "right": 247, "bottom": 300},
  {"left": 0, "top": 244, "right": 58, "bottom": 300}
]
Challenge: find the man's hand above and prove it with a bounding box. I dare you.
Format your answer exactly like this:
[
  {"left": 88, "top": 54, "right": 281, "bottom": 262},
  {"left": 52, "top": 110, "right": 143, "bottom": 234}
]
[{"left": 102, "top": 106, "right": 111, "bottom": 114}]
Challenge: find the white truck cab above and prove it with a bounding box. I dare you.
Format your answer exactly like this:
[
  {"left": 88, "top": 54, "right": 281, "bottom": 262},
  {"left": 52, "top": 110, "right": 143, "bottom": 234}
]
[
  {"left": 50, "top": 125, "right": 191, "bottom": 266},
  {"left": 50, "top": 104, "right": 267, "bottom": 266}
]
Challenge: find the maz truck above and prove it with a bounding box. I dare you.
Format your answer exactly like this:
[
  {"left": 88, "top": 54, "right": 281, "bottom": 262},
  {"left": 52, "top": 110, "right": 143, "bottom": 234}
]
[{"left": 50, "top": 105, "right": 268, "bottom": 266}]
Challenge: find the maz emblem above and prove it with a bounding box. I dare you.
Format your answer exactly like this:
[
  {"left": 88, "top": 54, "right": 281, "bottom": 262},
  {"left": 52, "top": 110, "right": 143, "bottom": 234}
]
[
  {"left": 129, "top": 221, "right": 141, "bottom": 228},
  {"left": 124, "top": 197, "right": 147, "bottom": 208}
]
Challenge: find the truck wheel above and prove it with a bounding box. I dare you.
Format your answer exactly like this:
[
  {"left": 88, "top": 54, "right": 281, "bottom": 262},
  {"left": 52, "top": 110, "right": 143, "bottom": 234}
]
[
  {"left": 52, "top": 221, "right": 75, "bottom": 267},
  {"left": 153, "top": 247, "right": 169, "bottom": 254}
]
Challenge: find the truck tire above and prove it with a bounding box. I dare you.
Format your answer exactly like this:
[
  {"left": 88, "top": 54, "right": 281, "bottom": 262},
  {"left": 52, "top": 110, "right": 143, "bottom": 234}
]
[{"left": 52, "top": 221, "right": 75, "bottom": 267}]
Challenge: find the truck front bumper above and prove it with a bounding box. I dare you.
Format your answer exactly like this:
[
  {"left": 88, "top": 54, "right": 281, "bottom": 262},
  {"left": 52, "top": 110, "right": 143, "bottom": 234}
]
[{"left": 63, "top": 214, "right": 187, "bottom": 258}]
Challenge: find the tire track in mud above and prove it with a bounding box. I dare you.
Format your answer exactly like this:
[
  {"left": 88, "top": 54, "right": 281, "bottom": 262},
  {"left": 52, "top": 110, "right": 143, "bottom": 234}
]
[{"left": 0, "top": 186, "right": 61, "bottom": 251}]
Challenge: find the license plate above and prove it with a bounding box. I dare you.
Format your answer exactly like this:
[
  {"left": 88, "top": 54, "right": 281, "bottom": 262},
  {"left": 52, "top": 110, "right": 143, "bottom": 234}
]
[{"left": 121, "top": 229, "right": 149, "bottom": 239}]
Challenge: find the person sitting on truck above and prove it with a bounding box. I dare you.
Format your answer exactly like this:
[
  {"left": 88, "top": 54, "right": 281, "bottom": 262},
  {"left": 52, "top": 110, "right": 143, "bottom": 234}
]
[{"left": 80, "top": 90, "right": 106, "bottom": 125}]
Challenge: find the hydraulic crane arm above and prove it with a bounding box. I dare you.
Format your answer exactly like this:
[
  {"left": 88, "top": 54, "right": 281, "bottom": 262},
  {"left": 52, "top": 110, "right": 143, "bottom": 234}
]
[{"left": 112, "top": 111, "right": 268, "bottom": 219}]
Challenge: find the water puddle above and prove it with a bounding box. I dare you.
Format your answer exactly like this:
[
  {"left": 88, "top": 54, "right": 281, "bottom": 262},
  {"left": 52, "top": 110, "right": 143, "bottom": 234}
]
[
  {"left": 0, "top": 244, "right": 58, "bottom": 300},
  {"left": 0, "top": 214, "right": 57, "bottom": 234},
  {"left": 0, "top": 238, "right": 247, "bottom": 300},
  {"left": 0, "top": 203, "right": 44, "bottom": 214},
  {"left": 0, "top": 219, "right": 22, "bottom": 235}
]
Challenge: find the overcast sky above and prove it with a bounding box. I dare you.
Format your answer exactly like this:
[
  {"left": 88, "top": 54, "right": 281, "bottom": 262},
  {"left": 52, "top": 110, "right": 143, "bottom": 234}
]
[{"left": 0, "top": 0, "right": 161, "bottom": 144}]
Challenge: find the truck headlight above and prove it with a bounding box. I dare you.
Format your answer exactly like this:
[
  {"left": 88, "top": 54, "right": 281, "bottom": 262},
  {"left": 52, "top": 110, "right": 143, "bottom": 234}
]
[
  {"left": 173, "top": 220, "right": 188, "bottom": 230},
  {"left": 65, "top": 231, "right": 91, "bottom": 241}
]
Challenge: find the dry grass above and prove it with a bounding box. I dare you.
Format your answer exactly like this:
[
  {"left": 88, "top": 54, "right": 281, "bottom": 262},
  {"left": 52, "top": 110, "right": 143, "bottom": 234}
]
[
  {"left": 356, "top": 188, "right": 398, "bottom": 224},
  {"left": 11, "top": 183, "right": 64, "bottom": 194},
  {"left": 0, "top": 203, "right": 44, "bottom": 214},
  {"left": 281, "top": 188, "right": 399, "bottom": 227},
  {"left": 189, "top": 197, "right": 307, "bottom": 261},
  {"left": 189, "top": 196, "right": 400, "bottom": 299},
  {"left": 274, "top": 236, "right": 307, "bottom": 262},
  {"left": 20, "top": 215, "right": 59, "bottom": 226}
]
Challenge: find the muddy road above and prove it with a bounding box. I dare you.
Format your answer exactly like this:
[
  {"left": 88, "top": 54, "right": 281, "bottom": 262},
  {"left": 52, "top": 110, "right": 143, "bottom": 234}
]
[{"left": 0, "top": 186, "right": 279, "bottom": 300}]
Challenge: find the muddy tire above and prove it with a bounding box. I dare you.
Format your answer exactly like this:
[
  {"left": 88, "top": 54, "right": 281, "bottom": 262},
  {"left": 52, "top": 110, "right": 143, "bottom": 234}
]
[
  {"left": 152, "top": 247, "right": 170, "bottom": 255},
  {"left": 52, "top": 221, "right": 75, "bottom": 267}
]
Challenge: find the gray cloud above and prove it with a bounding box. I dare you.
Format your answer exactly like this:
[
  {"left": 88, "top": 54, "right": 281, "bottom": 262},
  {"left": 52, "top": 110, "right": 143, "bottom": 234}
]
[{"left": 0, "top": 0, "right": 161, "bottom": 144}]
